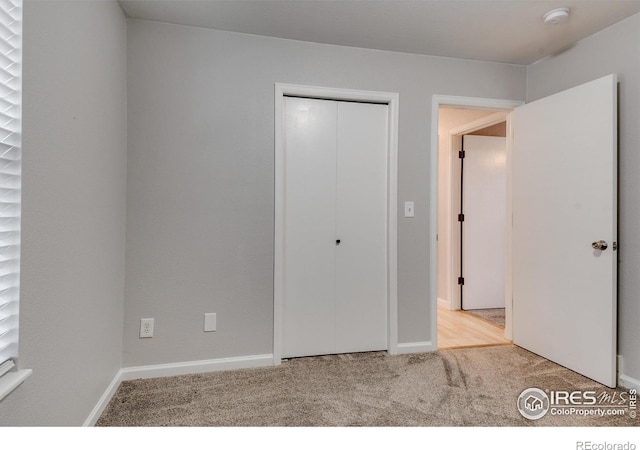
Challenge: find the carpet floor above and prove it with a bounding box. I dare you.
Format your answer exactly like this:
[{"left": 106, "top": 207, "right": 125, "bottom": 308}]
[
  {"left": 465, "top": 308, "right": 505, "bottom": 328},
  {"left": 97, "top": 345, "right": 637, "bottom": 427}
]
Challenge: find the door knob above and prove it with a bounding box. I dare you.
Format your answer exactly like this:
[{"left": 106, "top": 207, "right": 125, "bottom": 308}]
[{"left": 592, "top": 240, "right": 608, "bottom": 251}]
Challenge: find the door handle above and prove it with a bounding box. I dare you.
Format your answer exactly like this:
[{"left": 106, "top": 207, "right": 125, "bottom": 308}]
[
  {"left": 336, "top": 239, "right": 341, "bottom": 245},
  {"left": 592, "top": 240, "right": 608, "bottom": 251}
]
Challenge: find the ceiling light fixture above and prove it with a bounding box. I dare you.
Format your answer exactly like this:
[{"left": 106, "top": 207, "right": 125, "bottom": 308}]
[{"left": 543, "top": 7, "right": 570, "bottom": 25}]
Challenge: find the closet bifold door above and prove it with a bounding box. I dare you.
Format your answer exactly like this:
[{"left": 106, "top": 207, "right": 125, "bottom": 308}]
[
  {"left": 282, "top": 97, "right": 338, "bottom": 358},
  {"left": 335, "top": 101, "right": 388, "bottom": 353},
  {"left": 282, "top": 97, "right": 389, "bottom": 358}
]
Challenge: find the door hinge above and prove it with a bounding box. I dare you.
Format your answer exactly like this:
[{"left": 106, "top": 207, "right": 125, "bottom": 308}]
[
  {"left": 458, "top": 213, "right": 465, "bottom": 222},
  {"left": 458, "top": 150, "right": 465, "bottom": 159},
  {"left": 458, "top": 277, "right": 465, "bottom": 285}
]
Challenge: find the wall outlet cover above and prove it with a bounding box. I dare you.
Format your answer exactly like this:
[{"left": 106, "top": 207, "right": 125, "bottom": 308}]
[
  {"left": 140, "top": 318, "right": 154, "bottom": 338},
  {"left": 204, "top": 313, "right": 216, "bottom": 332}
]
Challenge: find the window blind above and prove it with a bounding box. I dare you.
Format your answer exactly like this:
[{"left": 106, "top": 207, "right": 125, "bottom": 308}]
[{"left": 0, "top": 0, "right": 21, "bottom": 368}]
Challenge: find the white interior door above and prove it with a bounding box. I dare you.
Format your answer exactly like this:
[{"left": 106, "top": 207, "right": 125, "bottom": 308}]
[
  {"left": 283, "top": 97, "right": 337, "bottom": 358},
  {"left": 282, "top": 97, "right": 388, "bottom": 358},
  {"left": 512, "top": 74, "right": 617, "bottom": 387},
  {"left": 462, "top": 135, "right": 506, "bottom": 310},
  {"left": 335, "top": 101, "right": 388, "bottom": 353}
]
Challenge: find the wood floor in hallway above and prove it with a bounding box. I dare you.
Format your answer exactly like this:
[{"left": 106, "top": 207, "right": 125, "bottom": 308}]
[{"left": 437, "top": 304, "right": 511, "bottom": 349}]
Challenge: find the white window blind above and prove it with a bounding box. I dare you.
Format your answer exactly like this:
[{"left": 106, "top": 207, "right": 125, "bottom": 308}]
[{"left": 0, "top": 0, "right": 21, "bottom": 368}]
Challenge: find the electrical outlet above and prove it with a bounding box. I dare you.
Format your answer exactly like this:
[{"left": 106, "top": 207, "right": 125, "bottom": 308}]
[
  {"left": 140, "top": 318, "right": 154, "bottom": 338},
  {"left": 204, "top": 313, "right": 216, "bottom": 332}
]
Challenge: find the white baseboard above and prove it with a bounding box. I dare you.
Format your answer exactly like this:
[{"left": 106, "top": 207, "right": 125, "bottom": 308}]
[
  {"left": 83, "top": 368, "right": 125, "bottom": 427},
  {"left": 616, "top": 355, "right": 640, "bottom": 390},
  {"left": 396, "top": 341, "right": 436, "bottom": 355},
  {"left": 119, "top": 353, "right": 274, "bottom": 381},
  {"left": 83, "top": 353, "right": 274, "bottom": 426},
  {"left": 437, "top": 297, "right": 450, "bottom": 309},
  {"left": 619, "top": 373, "right": 640, "bottom": 391}
]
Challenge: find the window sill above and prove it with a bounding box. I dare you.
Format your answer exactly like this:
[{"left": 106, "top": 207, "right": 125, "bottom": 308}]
[{"left": 0, "top": 369, "right": 32, "bottom": 402}]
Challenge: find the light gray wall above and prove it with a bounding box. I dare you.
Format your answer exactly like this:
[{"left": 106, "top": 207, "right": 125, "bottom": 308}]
[
  {"left": 124, "top": 19, "right": 526, "bottom": 366},
  {"left": 0, "top": 1, "right": 127, "bottom": 425},
  {"left": 527, "top": 13, "right": 640, "bottom": 382}
]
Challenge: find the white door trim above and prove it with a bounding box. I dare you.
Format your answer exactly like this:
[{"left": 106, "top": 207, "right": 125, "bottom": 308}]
[
  {"left": 274, "top": 83, "right": 399, "bottom": 364},
  {"left": 430, "top": 95, "right": 524, "bottom": 347}
]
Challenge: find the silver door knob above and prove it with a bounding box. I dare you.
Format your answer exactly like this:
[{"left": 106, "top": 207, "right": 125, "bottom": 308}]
[{"left": 592, "top": 240, "right": 608, "bottom": 251}]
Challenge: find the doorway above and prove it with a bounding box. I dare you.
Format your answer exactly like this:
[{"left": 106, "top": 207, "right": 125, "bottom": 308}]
[
  {"left": 436, "top": 106, "right": 513, "bottom": 349},
  {"left": 430, "top": 96, "right": 523, "bottom": 351}
]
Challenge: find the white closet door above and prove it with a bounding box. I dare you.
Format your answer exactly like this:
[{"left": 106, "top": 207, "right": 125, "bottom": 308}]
[
  {"left": 282, "top": 97, "right": 337, "bottom": 358},
  {"left": 282, "top": 97, "right": 389, "bottom": 358},
  {"left": 462, "top": 136, "right": 506, "bottom": 310},
  {"left": 335, "top": 102, "right": 388, "bottom": 352}
]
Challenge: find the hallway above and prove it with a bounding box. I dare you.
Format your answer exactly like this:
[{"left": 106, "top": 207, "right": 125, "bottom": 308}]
[{"left": 437, "top": 304, "right": 511, "bottom": 349}]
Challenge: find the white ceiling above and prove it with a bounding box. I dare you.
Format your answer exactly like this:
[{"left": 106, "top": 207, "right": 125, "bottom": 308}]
[{"left": 118, "top": 0, "right": 640, "bottom": 65}]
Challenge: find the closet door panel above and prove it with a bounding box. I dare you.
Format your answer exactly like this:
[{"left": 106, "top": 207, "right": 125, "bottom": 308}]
[
  {"left": 282, "top": 97, "right": 337, "bottom": 358},
  {"left": 335, "top": 102, "right": 388, "bottom": 352}
]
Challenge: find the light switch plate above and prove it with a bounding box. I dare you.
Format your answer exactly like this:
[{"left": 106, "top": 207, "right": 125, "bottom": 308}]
[
  {"left": 204, "top": 313, "right": 216, "bottom": 332},
  {"left": 404, "top": 201, "right": 415, "bottom": 218}
]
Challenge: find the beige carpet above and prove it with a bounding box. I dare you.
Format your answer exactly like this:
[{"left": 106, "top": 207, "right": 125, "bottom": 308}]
[
  {"left": 97, "top": 345, "right": 637, "bottom": 427},
  {"left": 465, "top": 308, "right": 506, "bottom": 328}
]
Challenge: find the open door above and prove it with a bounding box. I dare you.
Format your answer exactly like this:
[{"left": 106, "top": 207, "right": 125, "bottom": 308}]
[{"left": 512, "top": 74, "right": 617, "bottom": 387}]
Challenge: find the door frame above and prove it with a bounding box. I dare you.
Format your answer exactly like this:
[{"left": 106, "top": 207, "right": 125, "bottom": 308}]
[
  {"left": 430, "top": 95, "right": 524, "bottom": 346},
  {"left": 274, "top": 83, "right": 400, "bottom": 364}
]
